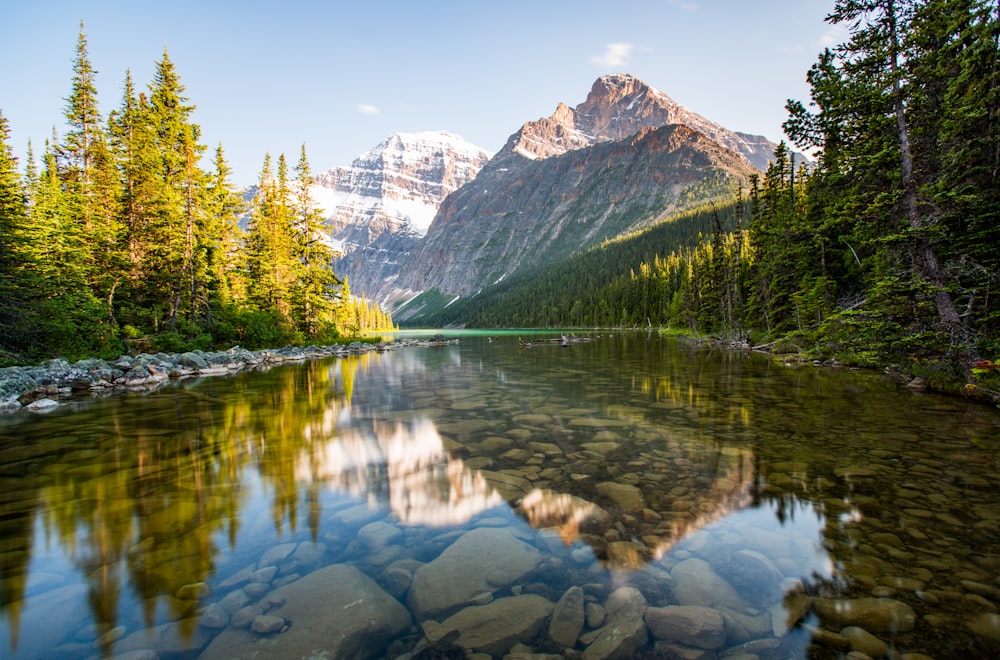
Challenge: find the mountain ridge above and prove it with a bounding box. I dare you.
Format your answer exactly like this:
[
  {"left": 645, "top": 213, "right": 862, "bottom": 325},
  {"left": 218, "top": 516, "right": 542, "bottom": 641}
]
[
  {"left": 491, "top": 73, "right": 782, "bottom": 172},
  {"left": 312, "top": 131, "right": 491, "bottom": 297},
  {"left": 312, "top": 74, "right": 793, "bottom": 315}
]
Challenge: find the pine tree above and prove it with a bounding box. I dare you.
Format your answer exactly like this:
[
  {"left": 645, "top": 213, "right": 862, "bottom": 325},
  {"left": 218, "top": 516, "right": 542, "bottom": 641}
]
[
  {"left": 244, "top": 153, "right": 296, "bottom": 336},
  {"left": 290, "top": 144, "right": 340, "bottom": 337},
  {"left": 144, "top": 49, "right": 206, "bottom": 330},
  {"left": 203, "top": 144, "right": 246, "bottom": 308},
  {"left": 54, "top": 22, "right": 123, "bottom": 335},
  {"left": 0, "top": 112, "right": 29, "bottom": 354},
  {"left": 58, "top": 22, "right": 103, "bottom": 227}
]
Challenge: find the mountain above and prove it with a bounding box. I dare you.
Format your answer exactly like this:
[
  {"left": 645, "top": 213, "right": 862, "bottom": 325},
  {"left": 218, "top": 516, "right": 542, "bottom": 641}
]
[
  {"left": 382, "top": 74, "right": 769, "bottom": 315},
  {"left": 492, "top": 72, "right": 781, "bottom": 172},
  {"left": 312, "top": 131, "right": 492, "bottom": 296}
]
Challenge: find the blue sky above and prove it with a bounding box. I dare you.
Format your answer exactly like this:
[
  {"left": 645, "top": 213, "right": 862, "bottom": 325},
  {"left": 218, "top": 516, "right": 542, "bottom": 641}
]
[{"left": 1, "top": 1, "right": 842, "bottom": 185}]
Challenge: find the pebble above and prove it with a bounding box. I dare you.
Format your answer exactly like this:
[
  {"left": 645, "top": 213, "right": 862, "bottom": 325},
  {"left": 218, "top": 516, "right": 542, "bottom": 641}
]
[{"left": 250, "top": 614, "right": 286, "bottom": 634}]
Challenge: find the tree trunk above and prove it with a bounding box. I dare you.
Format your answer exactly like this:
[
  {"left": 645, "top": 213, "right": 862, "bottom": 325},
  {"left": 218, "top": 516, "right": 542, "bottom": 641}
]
[{"left": 885, "top": 0, "right": 965, "bottom": 335}]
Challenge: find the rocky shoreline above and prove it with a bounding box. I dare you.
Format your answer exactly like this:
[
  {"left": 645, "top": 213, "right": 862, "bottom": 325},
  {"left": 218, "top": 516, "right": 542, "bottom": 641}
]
[{"left": 0, "top": 336, "right": 453, "bottom": 414}]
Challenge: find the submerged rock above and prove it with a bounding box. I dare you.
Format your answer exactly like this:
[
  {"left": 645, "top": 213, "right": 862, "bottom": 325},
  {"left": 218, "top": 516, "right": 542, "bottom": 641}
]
[
  {"left": 645, "top": 605, "right": 726, "bottom": 650},
  {"left": 581, "top": 587, "right": 649, "bottom": 660},
  {"left": 595, "top": 482, "right": 645, "bottom": 513},
  {"left": 812, "top": 597, "right": 916, "bottom": 633},
  {"left": 202, "top": 564, "right": 411, "bottom": 659},
  {"left": 548, "top": 586, "right": 586, "bottom": 647},
  {"left": 407, "top": 527, "right": 543, "bottom": 621},
  {"left": 434, "top": 594, "right": 554, "bottom": 656}
]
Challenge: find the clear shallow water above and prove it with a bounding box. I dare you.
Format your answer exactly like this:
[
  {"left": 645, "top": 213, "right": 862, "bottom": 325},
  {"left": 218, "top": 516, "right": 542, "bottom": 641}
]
[{"left": 1, "top": 331, "right": 999, "bottom": 658}]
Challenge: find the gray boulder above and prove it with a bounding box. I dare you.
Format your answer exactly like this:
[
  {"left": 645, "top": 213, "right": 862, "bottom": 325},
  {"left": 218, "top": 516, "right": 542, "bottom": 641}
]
[
  {"left": 434, "top": 594, "right": 554, "bottom": 656},
  {"left": 548, "top": 586, "right": 586, "bottom": 647},
  {"left": 201, "top": 564, "right": 411, "bottom": 659},
  {"left": 0, "top": 367, "right": 37, "bottom": 404},
  {"left": 407, "top": 527, "right": 543, "bottom": 621},
  {"left": 812, "top": 597, "right": 916, "bottom": 633},
  {"left": 581, "top": 587, "right": 650, "bottom": 660},
  {"left": 645, "top": 605, "right": 726, "bottom": 650}
]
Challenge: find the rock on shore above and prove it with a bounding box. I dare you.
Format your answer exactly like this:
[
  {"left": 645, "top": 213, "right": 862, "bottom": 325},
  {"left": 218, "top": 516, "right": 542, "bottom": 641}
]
[{"left": 0, "top": 339, "right": 441, "bottom": 412}]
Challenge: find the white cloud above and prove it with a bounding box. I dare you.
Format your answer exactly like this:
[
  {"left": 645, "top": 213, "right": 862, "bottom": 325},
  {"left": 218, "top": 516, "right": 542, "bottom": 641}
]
[
  {"left": 590, "top": 43, "right": 634, "bottom": 69},
  {"left": 355, "top": 103, "right": 381, "bottom": 116},
  {"left": 819, "top": 24, "right": 848, "bottom": 49}
]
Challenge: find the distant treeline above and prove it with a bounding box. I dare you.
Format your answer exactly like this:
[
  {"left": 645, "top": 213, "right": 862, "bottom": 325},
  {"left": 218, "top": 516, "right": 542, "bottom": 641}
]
[
  {"left": 0, "top": 25, "right": 394, "bottom": 364},
  {"left": 429, "top": 0, "right": 1000, "bottom": 384}
]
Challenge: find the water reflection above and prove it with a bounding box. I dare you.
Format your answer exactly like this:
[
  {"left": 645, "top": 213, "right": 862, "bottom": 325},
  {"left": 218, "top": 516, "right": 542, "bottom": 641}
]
[
  {"left": 0, "top": 333, "right": 998, "bottom": 658},
  {"left": 304, "top": 418, "right": 504, "bottom": 526}
]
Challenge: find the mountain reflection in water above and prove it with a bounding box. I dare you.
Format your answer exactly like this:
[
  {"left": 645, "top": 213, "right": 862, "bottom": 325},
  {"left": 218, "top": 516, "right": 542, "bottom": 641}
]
[
  {"left": 302, "top": 418, "right": 504, "bottom": 526},
  {"left": 0, "top": 331, "right": 998, "bottom": 659}
]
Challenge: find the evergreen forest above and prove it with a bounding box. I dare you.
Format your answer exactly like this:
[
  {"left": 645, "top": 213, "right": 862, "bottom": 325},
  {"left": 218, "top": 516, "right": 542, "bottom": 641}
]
[
  {"left": 426, "top": 0, "right": 1000, "bottom": 395},
  {"left": 3, "top": 1, "right": 999, "bottom": 401},
  {"left": 0, "top": 25, "right": 394, "bottom": 364}
]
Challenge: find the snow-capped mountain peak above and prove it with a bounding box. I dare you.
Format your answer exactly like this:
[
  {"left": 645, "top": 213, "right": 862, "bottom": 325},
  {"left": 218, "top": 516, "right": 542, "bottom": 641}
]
[{"left": 315, "top": 130, "right": 491, "bottom": 297}]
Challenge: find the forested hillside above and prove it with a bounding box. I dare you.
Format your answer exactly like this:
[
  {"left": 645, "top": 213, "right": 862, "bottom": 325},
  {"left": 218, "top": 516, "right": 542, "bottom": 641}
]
[
  {"left": 414, "top": 199, "right": 749, "bottom": 329},
  {"left": 426, "top": 0, "right": 999, "bottom": 393},
  {"left": 0, "top": 26, "right": 394, "bottom": 364}
]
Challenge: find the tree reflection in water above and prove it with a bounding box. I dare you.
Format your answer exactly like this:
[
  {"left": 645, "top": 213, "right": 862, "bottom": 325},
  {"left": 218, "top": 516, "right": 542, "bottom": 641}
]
[{"left": 1, "top": 334, "right": 998, "bottom": 658}]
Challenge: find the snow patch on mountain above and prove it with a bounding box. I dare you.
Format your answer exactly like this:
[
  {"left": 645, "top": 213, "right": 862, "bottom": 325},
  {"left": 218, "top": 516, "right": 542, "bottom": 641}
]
[
  {"left": 312, "top": 130, "right": 492, "bottom": 300},
  {"left": 314, "top": 130, "right": 491, "bottom": 238}
]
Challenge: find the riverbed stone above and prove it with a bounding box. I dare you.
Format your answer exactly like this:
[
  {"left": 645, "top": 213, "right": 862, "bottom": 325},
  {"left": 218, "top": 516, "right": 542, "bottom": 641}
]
[
  {"left": 115, "top": 619, "right": 214, "bottom": 655},
  {"left": 478, "top": 469, "right": 534, "bottom": 500},
  {"left": 219, "top": 564, "right": 255, "bottom": 589},
  {"left": 202, "top": 563, "right": 411, "bottom": 658},
  {"left": 243, "top": 582, "right": 271, "bottom": 598},
  {"left": 408, "top": 527, "right": 543, "bottom": 621},
  {"left": 581, "top": 442, "right": 621, "bottom": 456},
  {"left": 966, "top": 612, "right": 1000, "bottom": 641},
  {"left": 671, "top": 558, "right": 751, "bottom": 612},
  {"left": 712, "top": 549, "right": 784, "bottom": 607},
  {"left": 250, "top": 614, "right": 286, "bottom": 634},
  {"left": 380, "top": 565, "right": 414, "bottom": 599},
  {"left": 580, "top": 587, "right": 649, "bottom": 659},
  {"left": 435, "top": 594, "right": 554, "bottom": 656},
  {"left": 595, "top": 482, "right": 645, "bottom": 513},
  {"left": 606, "top": 540, "right": 645, "bottom": 568},
  {"left": 645, "top": 605, "right": 726, "bottom": 649},
  {"left": 841, "top": 626, "right": 889, "bottom": 657},
  {"left": 199, "top": 602, "right": 229, "bottom": 628},
  {"left": 249, "top": 566, "right": 277, "bottom": 583},
  {"left": 358, "top": 521, "right": 403, "bottom": 549},
  {"left": 549, "top": 586, "right": 586, "bottom": 647},
  {"left": 330, "top": 503, "right": 385, "bottom": 527},
  {"left": 770, "top": 593, "right": 812, "bottom": 636},
  {"left": 257, "top": 542, "right": 297, "bottom": 568},
  {"left": 812, "top": 597, "right": 916, "bottom": 632},
  {"left": 290, "top": 540, "right": 327, "bottom": 569},
  {"left": 586, "top": 602, "right": 607, "bottom": 628},
  {"left": 229, "top": 605, "right": 259, "bottom": 629}
]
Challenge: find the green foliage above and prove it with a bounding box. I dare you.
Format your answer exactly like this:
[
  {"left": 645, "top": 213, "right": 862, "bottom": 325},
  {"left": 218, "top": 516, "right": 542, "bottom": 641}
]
[
  {"left": 0, "top": 28, "right": 394, "bottom": 365},
  {"left": 410, "top": 200, "right": 751, "bottom": 329},
  {"left": 412, "top": 0, "right": 997, "bottom": 390}
]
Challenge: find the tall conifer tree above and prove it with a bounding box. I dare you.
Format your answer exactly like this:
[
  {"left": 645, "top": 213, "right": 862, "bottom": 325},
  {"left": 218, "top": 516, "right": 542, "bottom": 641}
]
[
  {"left": 0, "top": 112, "right": 29, "bottom": 352},
  {"left": 291, "top": 144, "right": 339, "bottom": 336}
]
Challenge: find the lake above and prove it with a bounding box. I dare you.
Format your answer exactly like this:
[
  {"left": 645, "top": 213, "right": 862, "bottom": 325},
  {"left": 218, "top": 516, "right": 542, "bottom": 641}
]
[{"left": 1, "top": 331, "right": 999, "bottom": 659}]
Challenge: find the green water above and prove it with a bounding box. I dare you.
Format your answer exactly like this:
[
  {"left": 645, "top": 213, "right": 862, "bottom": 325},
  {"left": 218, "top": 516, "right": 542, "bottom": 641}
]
[{"left": 1, "top": 332, "right": 998, "bottom": 658}]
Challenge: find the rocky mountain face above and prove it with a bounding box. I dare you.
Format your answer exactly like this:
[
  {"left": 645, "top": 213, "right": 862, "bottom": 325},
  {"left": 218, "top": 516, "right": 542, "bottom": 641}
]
[
  {"left": 390, "top": 123, "right": 758, "bottom": 305},
  {"left": 379, "top": 74, "right": 771, "bottom": 311},
  {"left": 490, "top": 73, "right": 781, "bottom": 172},
  {"left": 312, "top": 131, "right": 491, "bottom": 296}
]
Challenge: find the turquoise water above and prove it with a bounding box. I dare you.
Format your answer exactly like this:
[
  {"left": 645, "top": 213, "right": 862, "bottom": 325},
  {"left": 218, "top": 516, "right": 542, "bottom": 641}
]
[{"left": 1, "top": 332, "right": 998, "bottom": 658}]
